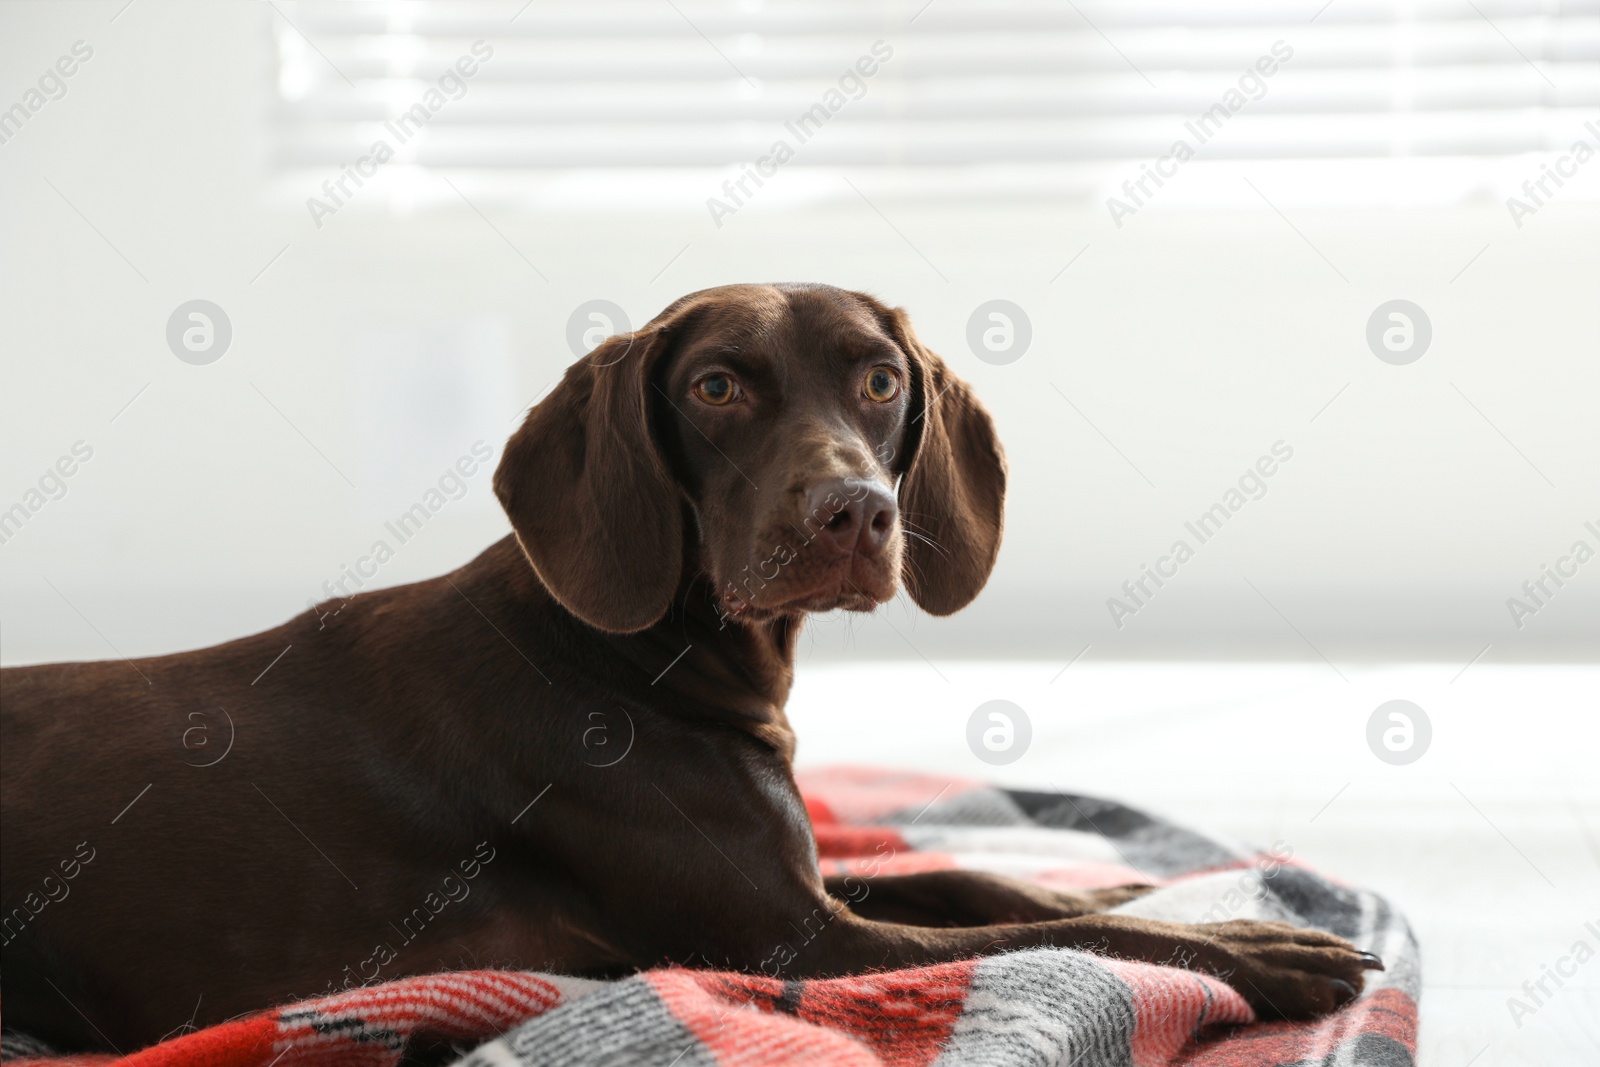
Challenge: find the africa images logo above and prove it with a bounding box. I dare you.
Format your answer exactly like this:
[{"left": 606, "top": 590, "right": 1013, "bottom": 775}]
[
  {"left": 1106, "top": 41, "right": 1294, "bottom": 227},
  {"left": 304, "top": 42, "right": 494, "bottom": 229}
]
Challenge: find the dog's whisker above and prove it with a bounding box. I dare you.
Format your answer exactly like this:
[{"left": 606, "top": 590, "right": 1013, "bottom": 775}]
[
  {"left": 900, "top": 529, "right": 951, "bottom": 561},
  {"left": 897, "top": 518, "right": 954, "bottom": 561}
]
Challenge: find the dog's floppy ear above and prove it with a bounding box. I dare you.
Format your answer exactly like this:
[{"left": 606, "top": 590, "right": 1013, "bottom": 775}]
[
  {"left": 883, "top": 306, "right": 1008, "bottom": 615},
  {"left": 494, "top": 326, "right": 683, "bottom": 633}
]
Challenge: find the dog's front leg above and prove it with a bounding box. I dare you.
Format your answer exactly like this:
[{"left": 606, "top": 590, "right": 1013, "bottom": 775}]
[
  {"left": 784, "top": 908, "right": 1380, "bottom": 1021},
  {"left": 571, "top": 768, "right": 1373, "bottom": 1022},
  {"left": 823, "top": 870, "right": 1155, "bottom": 927}
]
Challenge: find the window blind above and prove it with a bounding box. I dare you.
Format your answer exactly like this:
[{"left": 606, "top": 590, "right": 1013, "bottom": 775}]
[{"left": 267, "top": 0, "right": 1600, "bottom": 205}]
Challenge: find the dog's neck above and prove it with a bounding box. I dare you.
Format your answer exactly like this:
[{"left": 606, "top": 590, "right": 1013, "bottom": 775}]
[
  {"left": 490, "top": 536, "right": 800, "bottom": 758},
  {"left": 614, "top": 573, "right": 802, "bottom": 759}
]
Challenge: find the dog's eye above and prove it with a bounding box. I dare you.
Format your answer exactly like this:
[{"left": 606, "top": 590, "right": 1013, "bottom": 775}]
[
  {"left": 693, "top": 374, "right": 739, "bottom": 406},
  {"left": 864, "top": 367, "right": 901, "bottom": 403}
]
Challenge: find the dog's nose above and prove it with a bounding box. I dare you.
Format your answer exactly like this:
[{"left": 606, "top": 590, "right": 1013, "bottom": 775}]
[{"left": 804, "top": 478, "right": 897, "bottom": 559}]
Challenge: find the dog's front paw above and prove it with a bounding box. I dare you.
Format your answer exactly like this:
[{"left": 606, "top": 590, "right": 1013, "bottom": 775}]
[{"left": 1190, "top": 920, "right": 1383, "bottom": 1020}]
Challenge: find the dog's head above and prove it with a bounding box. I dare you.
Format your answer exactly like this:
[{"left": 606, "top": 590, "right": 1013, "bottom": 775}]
[{"left": 494, "top": 283, "right": 1006, "bottom": 633}]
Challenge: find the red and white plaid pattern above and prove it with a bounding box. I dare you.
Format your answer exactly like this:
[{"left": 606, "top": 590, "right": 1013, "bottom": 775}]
[{"left": 2, "top": 767, "right": 1418, "bottom": 1067}]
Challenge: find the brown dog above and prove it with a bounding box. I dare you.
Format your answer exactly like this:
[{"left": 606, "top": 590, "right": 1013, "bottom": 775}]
[{"left": 0, "top": 283, "right": 1377, "bottom": 1052}]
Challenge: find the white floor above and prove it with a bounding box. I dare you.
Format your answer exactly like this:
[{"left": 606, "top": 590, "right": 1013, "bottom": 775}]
[{"left": 786, "top": 661, "right": 1600, "bottom": 1067}]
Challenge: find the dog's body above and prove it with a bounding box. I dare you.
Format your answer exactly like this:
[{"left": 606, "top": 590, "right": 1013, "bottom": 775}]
[{"left": 2, "top": 284, "right": 1376, "bottom": 1052}]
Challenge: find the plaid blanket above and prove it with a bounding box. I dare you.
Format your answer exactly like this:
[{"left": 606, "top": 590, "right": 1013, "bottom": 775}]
[{"left": 1, "top": 766, "right": 1418, "bottom": 1067}]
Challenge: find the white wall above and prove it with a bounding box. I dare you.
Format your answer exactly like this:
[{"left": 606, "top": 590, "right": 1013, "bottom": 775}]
[{"left": 2, "top": 1, "right": 1596, "bottom": 668}]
